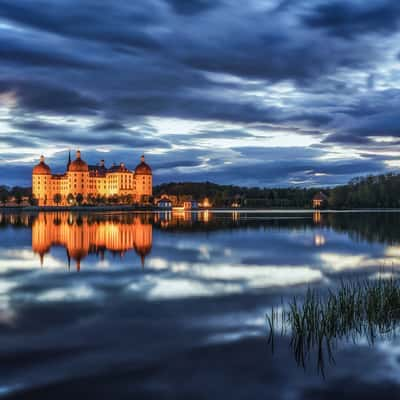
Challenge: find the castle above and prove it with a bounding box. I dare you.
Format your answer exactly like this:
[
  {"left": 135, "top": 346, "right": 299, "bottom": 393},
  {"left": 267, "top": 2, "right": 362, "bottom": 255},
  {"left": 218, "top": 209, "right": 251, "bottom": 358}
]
[{"left": 32, "top": 150, "right": 152, "bottom": 206}]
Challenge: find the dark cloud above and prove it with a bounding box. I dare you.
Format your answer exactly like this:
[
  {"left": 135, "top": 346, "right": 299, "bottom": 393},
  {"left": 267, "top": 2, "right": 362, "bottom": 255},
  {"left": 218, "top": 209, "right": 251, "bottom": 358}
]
[
  {"left": 0, "top": 1, "right": 163, "bottom": 50},
  {"left": 0, "top": 80, "right": 98, "bottom": 115},
  {"left": 91, "top": 121, "right": 127, "bottom": 132},
  {"left": 4, "top": 117, "right": 171, "bottom": 158},
  {"left": 113, "top": 93, "right": 280, "bottom": 123},
  {"left": 0, "top": 37, "right": 94, "bottom": 70},
  {"left": 0, "top": 134, "right": 42, "bottom": 148},
  {"left": 12, "top": 120, "right": 68, "bottom": 132},
  {"left": 160, "top": 130, "right": 259, "bottom": 145},
  {"left": 323, "top": 134, "right": 373, "bottom": 145},
  {"left": 155, "top": 160, "right": 202, "bottom": 170},
  {"left": 347, "top": 112, "right": 400, "bottom": 137},
  {"left": 30, "top": 130, "right": 170, "bottom": 149},
  {"left": 165, "top": 0, "right": 219, "bottom": 15},
  {"left": 303, "top": 1, "right": 400, "bottom": 38},
  {"left": 179, "top": 31, "right": 372, "bottom": 84}
]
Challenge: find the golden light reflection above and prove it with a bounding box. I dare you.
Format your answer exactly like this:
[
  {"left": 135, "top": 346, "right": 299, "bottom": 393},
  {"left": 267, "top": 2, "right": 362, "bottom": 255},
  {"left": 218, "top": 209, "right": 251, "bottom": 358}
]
[
  {"left": 232, "top": 210, "right": 239, "bottom": 222},
  {"left": 314, "top": 233, "right": 326, "bottom": 247},
  {"left": 154, "top": 210, "right": 212, "bottom": 227},
  {"left": 313, "top": 211, "right": 322, "bottom": 224},
  {"left": 32, "top": 213, "right": 152, "bottom": 270}
]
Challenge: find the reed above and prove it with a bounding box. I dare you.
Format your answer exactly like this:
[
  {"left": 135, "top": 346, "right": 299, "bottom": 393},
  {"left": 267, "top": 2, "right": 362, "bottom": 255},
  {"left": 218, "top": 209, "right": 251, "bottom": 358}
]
[{"left": 267, "top": 275, "right": 400, "bottom": 373}]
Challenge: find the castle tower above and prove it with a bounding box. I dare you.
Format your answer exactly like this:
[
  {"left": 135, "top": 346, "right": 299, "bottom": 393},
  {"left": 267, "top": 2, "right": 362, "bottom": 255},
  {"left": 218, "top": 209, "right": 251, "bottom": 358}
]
[
  {"left": 134, "top": 154, "right": 152, "bottom": 203},
  {"left": 67, "top": 150, "right": 90, "bottom": 203},
  {"left": 32, "top": 155, "right": 51, "bottom": 206}
]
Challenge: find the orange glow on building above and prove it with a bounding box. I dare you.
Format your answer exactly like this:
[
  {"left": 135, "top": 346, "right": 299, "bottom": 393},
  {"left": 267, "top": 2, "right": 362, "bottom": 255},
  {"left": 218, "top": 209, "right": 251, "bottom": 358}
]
[
  {"left": 32, "top": 213, "right": 152, "bottom": 270},
  {"left": 32, "top": 151, "right": 152, "bottom": 206},
  {"left": 312, "top": 192, "right": 328, "bottom": 209},
  {"left": 200, "top": 198, "right": 211, "bottom": 208}
]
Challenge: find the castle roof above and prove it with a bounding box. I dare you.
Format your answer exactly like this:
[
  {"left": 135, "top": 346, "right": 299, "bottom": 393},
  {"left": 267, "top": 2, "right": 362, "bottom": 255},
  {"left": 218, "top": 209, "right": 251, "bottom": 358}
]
[
  {"left": 89, "top": 164, "right": 107, "bottom": 177},
  {"left": 68, "top": 150, "right": 89, "bottom": 172},
  {"left": 135, "top": 155, "right": 152, "bottom": 175},
  {"left": 33, "top": 155, "right": 51, "bottom": 175},
  {"left": 108, "top": 163, "right": 130, "bottom": 173}
]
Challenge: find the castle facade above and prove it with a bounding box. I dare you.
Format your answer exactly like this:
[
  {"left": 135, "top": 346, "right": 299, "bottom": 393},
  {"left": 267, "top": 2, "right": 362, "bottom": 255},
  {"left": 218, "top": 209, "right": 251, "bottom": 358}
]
[{"left": 32, "top": 150, "right": 152, "bottom": 206}]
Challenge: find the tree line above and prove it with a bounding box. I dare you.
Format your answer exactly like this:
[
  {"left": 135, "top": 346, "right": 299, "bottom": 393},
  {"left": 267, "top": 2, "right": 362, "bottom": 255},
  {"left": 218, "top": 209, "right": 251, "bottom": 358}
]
[
  {"left": 155, "top": 173, "right": 400, "bottom": 209},
  {"left": 154, "top": 181, "right": 323, "bottom": 208},
  {"left": 328, "top": 173, "right": 400, "bottom": 209},
  {"left": 0, "top": 186, "right": 33, "bottom": 205}
]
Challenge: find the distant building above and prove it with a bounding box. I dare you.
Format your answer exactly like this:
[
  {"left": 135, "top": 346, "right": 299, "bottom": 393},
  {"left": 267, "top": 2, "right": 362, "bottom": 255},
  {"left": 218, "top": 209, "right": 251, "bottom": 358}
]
[
  {"left": 200, "top": 197, "right": 211, "bottom": 208},
  {"left": 32, "top": 151, "right": 152, "bottom": 206},
  {"left": 312, "top": 192, "right": 329, "bottom": 209},
  {"left": 156, "top": 197, "right": 172, "bottom": 209},
  {"left": 167, "top": 195, "right": 179, "bottom": 206},
  {"left": 183, "top": 200, "right": 198, "bottom": 210}
]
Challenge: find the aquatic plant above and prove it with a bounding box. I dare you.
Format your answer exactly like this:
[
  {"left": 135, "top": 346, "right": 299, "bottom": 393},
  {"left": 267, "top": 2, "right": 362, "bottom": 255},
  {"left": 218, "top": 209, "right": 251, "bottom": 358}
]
[{"left": 266, "top": 275, "right": 400, "bottom": 374}]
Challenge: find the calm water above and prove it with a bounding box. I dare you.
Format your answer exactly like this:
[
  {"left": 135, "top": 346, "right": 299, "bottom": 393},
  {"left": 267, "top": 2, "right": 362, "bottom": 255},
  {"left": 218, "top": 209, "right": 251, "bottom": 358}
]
[{"left": 0, "top": 210, "right": 399, "bottom": 399}]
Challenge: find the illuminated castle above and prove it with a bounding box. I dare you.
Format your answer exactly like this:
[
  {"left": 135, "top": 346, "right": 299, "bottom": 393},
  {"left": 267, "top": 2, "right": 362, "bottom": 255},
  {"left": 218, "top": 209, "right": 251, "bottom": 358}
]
[{"left": 32, "top": 150, "right": 152, "bottom": 206}]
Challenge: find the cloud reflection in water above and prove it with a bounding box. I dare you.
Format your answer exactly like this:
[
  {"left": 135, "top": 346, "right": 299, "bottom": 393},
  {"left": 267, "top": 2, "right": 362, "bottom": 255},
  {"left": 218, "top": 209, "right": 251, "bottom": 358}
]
[{"left": 0, "top": 211, "right": 399, "bottom": 397}]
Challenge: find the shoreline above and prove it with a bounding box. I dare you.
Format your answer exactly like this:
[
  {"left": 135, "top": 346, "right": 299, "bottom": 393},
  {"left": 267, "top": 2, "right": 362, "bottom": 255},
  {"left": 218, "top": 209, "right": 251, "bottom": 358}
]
[
  {"left": 3, "top": 206, "right": 400, "bottom": 213},
  {"left": 0, "top": 205, "right": 156, "bottom": 212}
]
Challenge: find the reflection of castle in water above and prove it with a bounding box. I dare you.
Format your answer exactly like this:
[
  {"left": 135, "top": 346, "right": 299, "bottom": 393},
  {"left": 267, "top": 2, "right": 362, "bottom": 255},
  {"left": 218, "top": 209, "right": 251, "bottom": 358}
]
[
  {"left": 2, "top": 209, "right": 399, "bottom": 268},
  {"left": 32, "top": 213, "right": 152, "bottom": 270}
]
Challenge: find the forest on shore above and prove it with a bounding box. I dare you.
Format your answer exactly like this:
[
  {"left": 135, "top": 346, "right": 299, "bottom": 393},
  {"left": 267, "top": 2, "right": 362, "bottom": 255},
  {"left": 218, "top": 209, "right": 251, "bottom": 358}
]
[{"left": 155, "top": 173, "right": 400, "bottom": 209}]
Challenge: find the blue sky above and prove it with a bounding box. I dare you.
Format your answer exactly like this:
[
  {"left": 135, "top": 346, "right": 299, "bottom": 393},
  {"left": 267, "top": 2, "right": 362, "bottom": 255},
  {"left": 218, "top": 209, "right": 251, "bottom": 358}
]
[{"left": 1, "top": 0, "right": 400, "bottom": 187}]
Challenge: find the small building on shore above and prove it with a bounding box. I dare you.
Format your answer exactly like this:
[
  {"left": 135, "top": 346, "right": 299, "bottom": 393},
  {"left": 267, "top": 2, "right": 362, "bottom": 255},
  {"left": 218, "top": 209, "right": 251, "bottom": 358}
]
[
  {"left": 312, "top": 192, "right": 329, "bottom": 209},
  {"left": 199, "top": 197, "right": 211, "bottom": 208},
  {"left": 183, "top": 200, "right": 198, "bottom": 210},
  {"left": 156, "top": 196, "right": 172, "bottom": 210}
]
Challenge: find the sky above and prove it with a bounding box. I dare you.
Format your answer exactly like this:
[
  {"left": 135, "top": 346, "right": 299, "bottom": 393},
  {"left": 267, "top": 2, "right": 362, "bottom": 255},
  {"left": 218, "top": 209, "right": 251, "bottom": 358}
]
[{"left": 1, "top": 0, "right": 400, "bottom": 187}]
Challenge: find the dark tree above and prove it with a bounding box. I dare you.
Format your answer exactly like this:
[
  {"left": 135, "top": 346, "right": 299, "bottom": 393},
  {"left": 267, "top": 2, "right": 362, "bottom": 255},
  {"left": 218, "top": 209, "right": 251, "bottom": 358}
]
[
  {"left": 87, "top": 194, "right": 95, "bottom": 205},
  {"left": 76, "top": 193, "right": 84, "bottom": 205},
  {"left": 29, "top": 195, "right": 38, "bottom": 206},
  {"left": 0, "top": 192, "right": 8, "bottom": 206},
  {"left": 53, "top": 193, "right": 62, "bottom": 206}
]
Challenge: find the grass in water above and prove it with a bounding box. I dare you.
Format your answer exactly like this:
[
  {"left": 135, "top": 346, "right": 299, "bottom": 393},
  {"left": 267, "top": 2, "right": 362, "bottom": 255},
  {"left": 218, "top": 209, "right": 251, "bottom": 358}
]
[{"left": 266, "top": 275, "right": 400, "bottom": 375}]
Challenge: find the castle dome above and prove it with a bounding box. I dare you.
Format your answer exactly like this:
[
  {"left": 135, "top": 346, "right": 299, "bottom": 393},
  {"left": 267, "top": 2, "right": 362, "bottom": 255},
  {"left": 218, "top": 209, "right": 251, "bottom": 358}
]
[
  {"left": 135, "top": 155, "right": 152, "bottom": 175},
  {"left": 33, "top": 155, "right": 51, "bottom": 175},
  {"left": 68, "top": 150, "right": 89, "bottom": 172}
]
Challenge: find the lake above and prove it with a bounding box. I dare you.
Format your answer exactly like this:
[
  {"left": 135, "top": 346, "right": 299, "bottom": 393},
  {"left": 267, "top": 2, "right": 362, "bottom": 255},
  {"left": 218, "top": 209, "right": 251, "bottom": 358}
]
[{"left": 0, "top": 210, "right": 399, "bottom": 399}]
